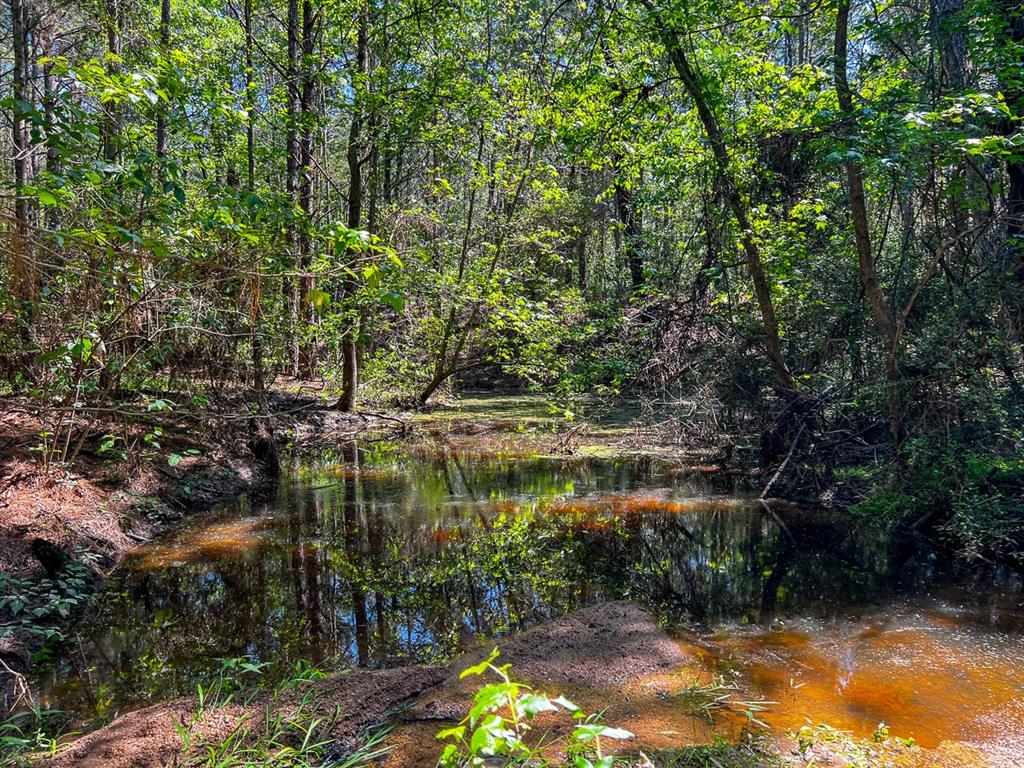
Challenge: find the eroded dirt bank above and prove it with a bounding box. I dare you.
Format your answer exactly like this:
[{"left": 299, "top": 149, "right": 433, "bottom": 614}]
[
  {"left": 1, "top": 390, "right": 411, "bottom": 570},
  {"left": 0, "top": 389, "right": 405, "bottom": 672},
  {"left": 36, "top": 601, "right": 1010, "bottom": 768}
]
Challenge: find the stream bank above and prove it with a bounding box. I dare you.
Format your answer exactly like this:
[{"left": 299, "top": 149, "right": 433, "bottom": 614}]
[
  {"left": 36, "top": 601, "right": 1016, "bottom": 768},
  {"left": 0, "top": 388, "right": 407, "bottom": 681},
  {"left": 4, "top": 394, "right": 1023, "bottom": 767}
]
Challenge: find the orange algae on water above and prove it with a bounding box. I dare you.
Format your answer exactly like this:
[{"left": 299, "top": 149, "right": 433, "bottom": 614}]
[
  {"left": 692, "top": 606, "right": 1024, "bottom": 750},
  {"left": 131, "top": 517, "right": 274, "bottom": 570}
]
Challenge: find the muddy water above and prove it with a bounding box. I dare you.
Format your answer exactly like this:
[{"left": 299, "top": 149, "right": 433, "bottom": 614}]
[{"left": 37, "top": 428, "right": 1024, "bottom": 752}]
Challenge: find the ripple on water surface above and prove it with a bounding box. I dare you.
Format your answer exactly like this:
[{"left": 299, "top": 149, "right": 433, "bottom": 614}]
[{"left": 690, "top": 598, "right": 1024, "bottom": 749}]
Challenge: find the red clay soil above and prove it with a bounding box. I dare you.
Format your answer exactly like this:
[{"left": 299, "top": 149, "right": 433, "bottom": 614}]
[
  {"left": 44, "top": 666, "right": 447, "bottom": 768},
  {"left": 0, "top": 401, "right": 261, "bottom": 577},
  {"left": 0, "top": 392, "right": 403, "bottom": 577}
]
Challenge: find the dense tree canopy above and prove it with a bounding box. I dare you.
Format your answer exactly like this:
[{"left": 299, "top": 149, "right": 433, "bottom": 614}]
[{"left": 2, "top": 0, "right": 1023, "bottom": 551}]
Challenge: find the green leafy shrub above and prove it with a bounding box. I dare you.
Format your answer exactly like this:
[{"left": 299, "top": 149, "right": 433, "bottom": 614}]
[{"left": 437, "top": 648, "right": 633, "bottom": 768}]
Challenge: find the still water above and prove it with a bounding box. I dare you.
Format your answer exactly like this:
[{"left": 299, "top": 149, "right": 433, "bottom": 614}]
[{"left": 38, "top": 430, "right": 1024, "bottom": 751}]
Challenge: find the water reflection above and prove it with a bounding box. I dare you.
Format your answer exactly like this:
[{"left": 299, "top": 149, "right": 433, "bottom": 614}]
[{"left": 38, "top": 439, "right": 1022, "bottom": 731}]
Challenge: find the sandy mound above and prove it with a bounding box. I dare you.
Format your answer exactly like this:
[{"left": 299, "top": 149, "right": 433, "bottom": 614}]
[
  {"left": 408, "top": 601, "right": 687, "bottom": 723},
  {"left": 385, "top": 601, "right": 697, "bottom": 767}
]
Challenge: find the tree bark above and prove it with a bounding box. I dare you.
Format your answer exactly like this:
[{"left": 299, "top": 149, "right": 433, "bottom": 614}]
[
  {"left": 285, "top": 0, "right": 301, "bottom": 375},
  {"left": 102, "top": 0, "right": 122, "bottom": 163},
  {"left": 997, "top": 0, "right": 1024, "bottom": 297},
  {"left": 614, "top": 172, "right": 644, "bottom": 291},
  {"left": 834, "top": 0, "right": 897, "bottom": 346},
  {"left": 155, "top": 0, "right": 170, "bottom": 160},
  {"left": 244, "top": 0, "right": 267, "bottom": 415},
  {"left": 9, "top": 0, "right": 34, "bottom": 313},
  {"left": 297, "top": 0, "right": 317, "bottom": 378}
]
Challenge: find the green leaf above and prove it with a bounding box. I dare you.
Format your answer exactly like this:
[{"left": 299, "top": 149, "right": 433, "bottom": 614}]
[
  {"left": 435, "top": 725, "right": 465, "bottom": 741},
  {"left": 305, "top": 289, "right": 332, "bottom": 311},
  {"left": 516, "top": 693, "right": 556, "bottom": 718},
  {"left": 460, "top": 648, "right": 500, "bottom": 679}
]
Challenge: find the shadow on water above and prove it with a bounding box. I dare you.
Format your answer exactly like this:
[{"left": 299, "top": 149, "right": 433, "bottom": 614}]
[{"left": 35, "top": 435, "right": 1024, "bottom": 748}]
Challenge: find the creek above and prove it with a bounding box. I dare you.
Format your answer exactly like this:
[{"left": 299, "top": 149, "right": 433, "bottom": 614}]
[{"left": 34, "top": 403, "right": 1024, "bottom": 754}]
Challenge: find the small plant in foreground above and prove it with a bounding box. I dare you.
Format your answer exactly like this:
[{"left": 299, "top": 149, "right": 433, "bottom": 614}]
[
  {"left": 437, "top": 648, "right": 633, "bottom": 767},
  {"left": 172, "top": 659, "right": 390, "bottom": 767},
  {"left": 792, "top": 722, "right": 915, "bottom": 768},
  {"left": 0, "top": 707, "right": 68, "bottom": 767},
  {"left": 671, "top": 676, "right": 773, "bottom": 727}
]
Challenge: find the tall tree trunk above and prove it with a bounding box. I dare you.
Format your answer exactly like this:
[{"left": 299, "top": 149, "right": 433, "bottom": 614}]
[
  {"left": 155, "top": 0, "right": 170, "bottom": 160},
  {"left": 834, "top": 0, "right": 897, "bottom": 345},
  {"left": 244, "top": 0, "right": 266, "bottom": 414},
  {"left": 834, "top": 0, "right": 903, "bottom": 443},
  {"left": 998, "top": 0, "right": 1024, "bottom": 304},
  {"left": 9, "top": 0, "right": 32, "bottom": 306},
  {"left": 934, "top": 0, "right": 968, "bottom": 93},
  {"left": 614, "top": 171, "right": 644, "bottom": 291},
  {"left": 285, "top": 0, "right": 301, "bottom": 375},
  {"left": 102, "top": 0, "right": 122, "bottom": 162},
  {"left": 245, "top": 0, "right": 256, "bottom": 193},
  {"left": 297, "top": 0, "right": 317, "bottom": 378},
  {"left": 42, "top": 40, "right": 59, "bottom": 231},
  {"left": 643, "top": 1, "right": 796, "bottom": 392},
  {"left": 337, "top": 6, "right": 367, "bottom": 412}
]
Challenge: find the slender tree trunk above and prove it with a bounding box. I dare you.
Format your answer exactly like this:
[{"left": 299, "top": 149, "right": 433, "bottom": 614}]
[
  {"left": 337, "top": 6, "right": 367, "bottom": 412},
  {"left": 102, "top": 0, "right": 122, "bottom": 162},
  {"left": 834, "top": 0, "right": 903, "bottom": 443},
  {"left": 834, "top": 0, "right": 896, "bottom": 345},
  {"left": 998, "top": 0, "right": 1024, "bottom": 301},
  {"left": 9, "top": 0, "right": 32, "bottom": 310},
  {"left": 644, "top": 1, "right": 796, "bottom": 392},
  {"left": 297, "top": 0, "right": 317, "bottom": 378},
  {"left": 614, "top": 171, "right": 643, "bottom": 291},
  {"left": 244, "top": 0, "right": 266, "bottom": 414},
  {"left": 155, "top": 0, "right": 170, "bottom": 160},
  {"left": 285, "top": 0, "right": 301, "bottom": 375},
  {"left": 41, "top": 23, "right": 60, "bottom": 231}
]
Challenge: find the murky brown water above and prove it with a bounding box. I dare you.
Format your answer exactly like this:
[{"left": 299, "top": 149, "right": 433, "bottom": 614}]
[
  {"left": 688, "top": 598, "right": 1024, "bottom": 749},
  {"left": 32, "top": 416, "right": 1024, "bottom": 754}
]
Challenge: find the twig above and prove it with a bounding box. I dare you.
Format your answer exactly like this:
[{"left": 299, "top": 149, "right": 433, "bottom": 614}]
[{"left": 760, "top": 423, "right": 806, "bottom": 500}]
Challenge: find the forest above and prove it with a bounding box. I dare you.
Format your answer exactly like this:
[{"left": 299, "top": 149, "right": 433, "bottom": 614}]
[{"left": 1, "top": 0, "right": 1024, "bottom": 764}]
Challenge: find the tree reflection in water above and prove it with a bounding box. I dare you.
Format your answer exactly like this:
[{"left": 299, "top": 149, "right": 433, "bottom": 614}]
[{"left": 36, "top": 439, "right": 1016, "bottom": 720}]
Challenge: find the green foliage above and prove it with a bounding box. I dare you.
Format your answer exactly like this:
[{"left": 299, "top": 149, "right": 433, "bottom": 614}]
[
  {"left": 0, "top": 708, "right": 66, "bottom": 767},
  {"left": 172, "top": 660, "right": 390, "bottom": 768},
  {"left": 437, "top": 648, "right": 633, "bottom": 767},
  {"left": 791, "top": 723, "right": 915, "bottom": 768},
  {"left": 0, "top": 563, "right": 93, "bottom": 653},
  {"left": 653, "top": 737, "right": 782, "bottom": 768},
  {"left": 856, "top": 438, "right": 1024, "bottom": 561},
  {"left": 670, "top": 677, "right": 772, "bottom": 727}
]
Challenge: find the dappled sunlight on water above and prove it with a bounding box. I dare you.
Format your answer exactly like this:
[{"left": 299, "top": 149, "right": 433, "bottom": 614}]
[
  {"left": 32, "top": 430, "right": 1024, "bottom": 758},
  {"left": 692, "top": 600, "right": 1024, "bottom": 748}
]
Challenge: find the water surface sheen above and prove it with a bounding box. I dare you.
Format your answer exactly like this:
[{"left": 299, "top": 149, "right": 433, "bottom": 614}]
[{"left": 43, "top": 431, "right": 1024, "bottom": 749}]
